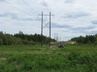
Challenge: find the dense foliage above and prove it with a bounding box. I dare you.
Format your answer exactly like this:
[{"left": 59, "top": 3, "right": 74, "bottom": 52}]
[
  {"left": 71, "top": 34, "right": 97, "bottom": 44},
  {"left": 0, "top": 31, "right": 55, "bottom": 45},
  {"left": 0, "top": 45, "right": 97, "bottom": 72}
]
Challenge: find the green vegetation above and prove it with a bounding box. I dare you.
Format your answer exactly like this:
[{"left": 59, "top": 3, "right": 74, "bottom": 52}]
[
  {"left": 0, "top": 44, "right": 97, "bottom": 72},
  {"left": 0, "top": 31, "right": 55, "bottom": 45},
  {"left": 71, "top": 34, "right": 97, "bottom": 44}
]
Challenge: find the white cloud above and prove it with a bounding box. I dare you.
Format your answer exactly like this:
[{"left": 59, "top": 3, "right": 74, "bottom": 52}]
[{"left": 64, "top": 0, "right": 76, "bottom": 3}]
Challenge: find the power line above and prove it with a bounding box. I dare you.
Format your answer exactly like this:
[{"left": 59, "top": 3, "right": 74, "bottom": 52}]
[
  {"left": 4, "top": 0, "right": 33, "bottom": 16},
  {"left": 42, "top": 0, "right": 50, "bottom": 12},
  {"left": 22, "top": 0, "right": 39, "bottom": 14}
]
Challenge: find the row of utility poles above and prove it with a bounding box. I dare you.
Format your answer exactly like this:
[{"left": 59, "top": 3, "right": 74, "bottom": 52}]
[{"left": 39, "top": 12, "right": 54, "bottom": 47}]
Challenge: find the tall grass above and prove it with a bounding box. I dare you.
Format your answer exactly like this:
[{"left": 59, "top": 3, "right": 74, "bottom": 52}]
[{"left": 0, "top": 44, "right": 97, "bottom": 72}]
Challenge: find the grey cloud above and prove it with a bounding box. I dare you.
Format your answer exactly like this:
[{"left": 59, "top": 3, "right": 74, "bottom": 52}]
[
  {"left": 41, "top": 1, "right": 48, "bottom": 7},
  {"left": 13, "top": 18, "right": 34, "bottom": 21},
  {"left": 0, "top": 22, "right": 3, "bottom": 24},
  {"left": 52, "top": 23, "right": 72, "bottom": 28},
  {"left": 34, "top": 17, "right": 40, "bottom": 21},
  {"left": 91, "top": 20, "right": 97, "bottom": 24},
  {"left": 88, "top": 30, "right": 97, "bottom": 35},
  {"left": 70, "top": 26, "right": 96, "bottom": 34},
  {"left": 72, "top": 26, "right": 95, "bottom": 30},
  {"left": 0, "top": 14, "right": 8, "bottom": 17},
  {"left": 62, "top": 25, "right": 96, "bottom": 36},
  {"left": 64, "top": 0, "right": 76, "bottom": 3},
  {"left": 0, "top": 13, "right": 35, "bottom": 21},
  {"left": 14, "top": 22, "right": 35, "bottom": 27},
  {"left": 0, "top": 13, "right": 18, "bottom": 19},
  {"left": 0, "top": 0, "right": 4, "bottom": 2},
  {"left": 64, "top": 12, "right": 90, "bottom": 19}
]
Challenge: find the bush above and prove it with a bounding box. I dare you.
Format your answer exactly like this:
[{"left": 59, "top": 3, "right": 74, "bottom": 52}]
[
  {"left": 0, "top": 38, "right": 3, "bottom": 45},
  {"left": 22, "top": 40, "right": 36, "bottom": 45}
]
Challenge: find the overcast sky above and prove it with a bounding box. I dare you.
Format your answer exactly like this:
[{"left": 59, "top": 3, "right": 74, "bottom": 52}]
[{"left": 0, "top": 0, "right": 97, "bottom": 41}]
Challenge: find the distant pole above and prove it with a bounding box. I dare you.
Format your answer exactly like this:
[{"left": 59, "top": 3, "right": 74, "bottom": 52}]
[
  {"left": 54, "top": 33, "right": 58, "bottom": 41},
  {"left": 57, "top": 33, "right": 58, "bottom": 41},
  {"left": 41, "top": 12, "right": 43, "bottom": 47}
]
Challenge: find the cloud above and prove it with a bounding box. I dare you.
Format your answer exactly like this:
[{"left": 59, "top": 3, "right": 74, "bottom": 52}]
[
  {"left": 52, "top": 23, "right": 72, "bottom": 28},
  {"left": 64, "top": 11, "right": 90, "bottom": 19},
  {"left": 40, "top": 1, "right": 48, "bottom": 7},
  {"left": 0, "top": 22, "right": 3, "bottom": 24},
  {"left": 73, "top": 26, "right": 95, "bottom": 30},
  {"left": 34, "top": 17, "right": 40, "bottom": 21},
  {"left": 0, "top": 0, "right": 4, "bottom": 2},
  {"left": 70, "top": 26, "right": 96, "bottom": 34},
  {"left": 91, "top": 20, "right": 97, "bottom": 24},
  {"left": 0, "top": 12, "right": 35, "bottom": 21},
  {"left": 0, "top": 14, "right": 7, "bottom": 17},
  {"left": 12, "top": 17, "right": 34, "bottom": 21},
  {"left": 0, "top": 12, "right": 18, "bottom": 18},
  {"left": 87, "top": 30, "right": 97, "bottom": 35},
  {"left": 64, "top": 0, "right": 76, "bottom": 3}
]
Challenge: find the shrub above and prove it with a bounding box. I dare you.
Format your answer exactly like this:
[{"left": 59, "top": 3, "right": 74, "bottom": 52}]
[{"left": 0, "top": 38, "right": 3, "bottom": 45}]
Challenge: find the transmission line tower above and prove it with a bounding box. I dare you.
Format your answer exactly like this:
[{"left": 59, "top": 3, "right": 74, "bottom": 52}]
[{"left": 39, "top": 12, "right": 54, "bottom": 47}]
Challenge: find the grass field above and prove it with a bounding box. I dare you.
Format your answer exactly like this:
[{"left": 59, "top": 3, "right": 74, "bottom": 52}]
[{"left": 0, "top": 44, "right": 97, "bottom": 72}]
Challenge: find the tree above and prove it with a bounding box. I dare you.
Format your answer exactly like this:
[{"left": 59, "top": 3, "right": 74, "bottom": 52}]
[
  {"left": 71, "top": 35, "right": 96, "bottom": 44},
  {"left": 0, "top": 38, "right": 3, "bottom": 45}
]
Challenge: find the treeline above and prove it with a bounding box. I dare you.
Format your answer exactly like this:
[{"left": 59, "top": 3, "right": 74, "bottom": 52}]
[
  {"left": 0, "top": 31, "right": 55, "bottom": 45},
  {"left": 71, "top": 34, "right": 97, "bottom": 44}
]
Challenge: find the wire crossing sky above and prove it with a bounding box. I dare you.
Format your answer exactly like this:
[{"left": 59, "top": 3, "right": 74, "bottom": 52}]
[
  {"left": 42, "top": 0, "right": 50, "bottom": 12},
  {"left": 0, "top": 0, "right": 97, "bottom": 41},
  {"left": 4, "top": 0, "right": 34, "bottom": 16},
  {"left": 22, "top": 0, "right": 39, "bottom": 14}
]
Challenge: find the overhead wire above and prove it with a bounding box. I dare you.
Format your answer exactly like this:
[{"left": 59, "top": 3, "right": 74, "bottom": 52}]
[
  {"left": 41, "top": 0, "right": 51, "bottom": 28},
  {"left": 4, "top": 0, "right": 33, "bottom": 16},
  {"left": 42, "top": 0, "right": 50, "bottom": 12},
  {"left": 22, "top": 0, "right": 39, "bottom": 14}
]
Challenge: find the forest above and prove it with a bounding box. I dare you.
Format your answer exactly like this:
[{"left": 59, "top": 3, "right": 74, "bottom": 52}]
[
  {"left": 71, "top": 34, "right": 97, "bottom": 44},
  {"left": 0, "top": 31, "right": 55, "bottom": 45}
]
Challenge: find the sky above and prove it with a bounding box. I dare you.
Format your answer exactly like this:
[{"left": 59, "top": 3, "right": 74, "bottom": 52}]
[{"left": 0, "top": 0, "right": 97, "bottom": 41}]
